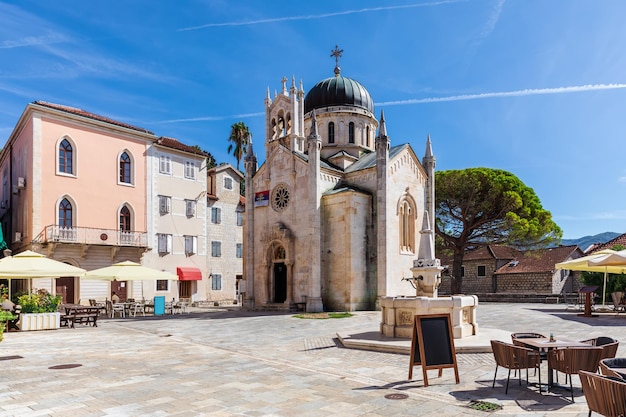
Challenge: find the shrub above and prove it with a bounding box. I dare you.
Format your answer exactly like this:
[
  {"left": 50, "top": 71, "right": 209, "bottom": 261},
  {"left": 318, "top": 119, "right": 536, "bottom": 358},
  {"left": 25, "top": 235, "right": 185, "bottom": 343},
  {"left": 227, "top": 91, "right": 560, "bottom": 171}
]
[{"left": 18, "top": 289, "right": 62, "bottom": 313}]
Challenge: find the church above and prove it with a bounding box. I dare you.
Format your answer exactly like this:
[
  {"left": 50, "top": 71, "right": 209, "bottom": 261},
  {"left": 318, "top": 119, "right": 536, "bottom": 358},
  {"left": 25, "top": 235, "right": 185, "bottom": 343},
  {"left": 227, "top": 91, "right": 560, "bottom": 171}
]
[{"left": 243, "top": 50, "right": 436, "bottom": 312}]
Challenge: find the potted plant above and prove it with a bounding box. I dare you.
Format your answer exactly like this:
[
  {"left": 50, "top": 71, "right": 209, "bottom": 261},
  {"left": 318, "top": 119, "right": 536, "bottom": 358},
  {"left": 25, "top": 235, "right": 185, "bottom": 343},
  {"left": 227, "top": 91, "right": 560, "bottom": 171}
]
[
  {"left": 18, "top": 289, "right": 62, "bottom": 331},
  {"left": 0, "top": 310, "right": 17, "bottom": 341}
]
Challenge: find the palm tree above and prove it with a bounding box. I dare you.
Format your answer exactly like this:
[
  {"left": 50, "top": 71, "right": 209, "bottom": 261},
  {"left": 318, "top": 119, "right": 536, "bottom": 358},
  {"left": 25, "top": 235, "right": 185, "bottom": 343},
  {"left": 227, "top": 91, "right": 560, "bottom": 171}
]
[{"left": 228, "top": 122, "right": 250, "bottom": 171}]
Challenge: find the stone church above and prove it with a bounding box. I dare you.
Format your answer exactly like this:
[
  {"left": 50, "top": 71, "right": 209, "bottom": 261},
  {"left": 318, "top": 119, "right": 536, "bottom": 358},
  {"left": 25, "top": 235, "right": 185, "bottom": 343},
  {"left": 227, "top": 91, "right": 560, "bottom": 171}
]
[{"left": 243, "top": 56, "right": 436, "bottom": 312}]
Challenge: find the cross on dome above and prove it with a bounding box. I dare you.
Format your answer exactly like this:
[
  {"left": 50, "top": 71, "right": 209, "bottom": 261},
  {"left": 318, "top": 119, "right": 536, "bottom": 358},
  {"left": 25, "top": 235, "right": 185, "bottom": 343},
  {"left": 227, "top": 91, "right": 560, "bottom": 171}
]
[{"left": 331, "top": 45, "right": 343, "bottom": 77}]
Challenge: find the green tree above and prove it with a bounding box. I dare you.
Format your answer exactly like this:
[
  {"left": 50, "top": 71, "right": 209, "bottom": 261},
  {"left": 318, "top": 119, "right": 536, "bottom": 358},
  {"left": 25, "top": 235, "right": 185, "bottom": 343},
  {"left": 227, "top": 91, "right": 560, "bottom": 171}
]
[
  {"left": 228, "top": 122, "right": 250, "bottom": 172},
  {"left": 191, "top": 145, "right": 216, "bottom": 169},
  {"left": 435, "top": 168, "right": 562, "bottom": 294}
]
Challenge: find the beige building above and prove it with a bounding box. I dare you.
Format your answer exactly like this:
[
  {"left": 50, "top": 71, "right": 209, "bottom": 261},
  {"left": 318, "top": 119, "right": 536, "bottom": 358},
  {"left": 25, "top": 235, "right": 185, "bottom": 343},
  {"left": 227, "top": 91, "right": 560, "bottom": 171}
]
[
  {"left": 206, "top": 164, "right": 244, "bottom": 304},
  {"left": 143, "top": 137, "right": 209, "bottom": 303},
  {"left": 243, "top": 64, "right": 435, "bottom": 312}
]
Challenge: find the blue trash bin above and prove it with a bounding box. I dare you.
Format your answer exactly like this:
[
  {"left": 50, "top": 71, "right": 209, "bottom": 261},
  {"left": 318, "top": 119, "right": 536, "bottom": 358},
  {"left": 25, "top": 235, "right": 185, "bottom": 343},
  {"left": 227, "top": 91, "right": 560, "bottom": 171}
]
[{"left": 154, "top": 296, "right": 165, "bottom": 316}]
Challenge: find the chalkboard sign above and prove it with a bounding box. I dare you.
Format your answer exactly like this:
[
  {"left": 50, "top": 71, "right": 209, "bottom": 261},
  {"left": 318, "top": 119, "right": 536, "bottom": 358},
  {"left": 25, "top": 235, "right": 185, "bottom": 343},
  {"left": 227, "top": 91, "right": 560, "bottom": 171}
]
[{"left": 408, "top": 313, "right": 459, "bottom": 386}]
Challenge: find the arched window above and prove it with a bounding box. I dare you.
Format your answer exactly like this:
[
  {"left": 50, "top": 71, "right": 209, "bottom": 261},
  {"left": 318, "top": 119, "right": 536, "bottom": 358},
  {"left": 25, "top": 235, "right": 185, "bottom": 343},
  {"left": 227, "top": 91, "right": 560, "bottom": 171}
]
[
  {"left": 59, "top": 198, "right": 72, "bottom": 228},
  {"left": 366, "top": 126, "right": 371, "bottom": 147},
  {"left": 349, "top": 122, "right": 355, "bottom": 144},
  {"left": 399, "top": 199, "right": 415, "bottom": 253},
  {"left": 119, "top": 206, "right": 131, "bottom": 231},
  {"left": 59, "top": 139, "right": 73, "bottom": 174},
  {"left": 328, "top": 122, "right": 335, "bottom": 144},
  {"left": 119, "top": 152, "right": 131, "bottom": 184}
]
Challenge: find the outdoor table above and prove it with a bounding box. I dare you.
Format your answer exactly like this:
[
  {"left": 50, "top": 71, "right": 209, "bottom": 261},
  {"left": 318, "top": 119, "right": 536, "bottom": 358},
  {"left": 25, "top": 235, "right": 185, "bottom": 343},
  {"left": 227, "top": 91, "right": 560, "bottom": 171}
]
[{"left": 520, "top": 338, "right": 593, "bottom": 389}]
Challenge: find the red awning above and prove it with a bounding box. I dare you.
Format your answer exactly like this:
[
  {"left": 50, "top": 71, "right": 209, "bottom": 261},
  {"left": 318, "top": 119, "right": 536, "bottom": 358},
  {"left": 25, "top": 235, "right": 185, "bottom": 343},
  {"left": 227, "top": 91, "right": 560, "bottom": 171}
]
[{"left": 177, "top": 267, "right": 203, "bottom": 281}]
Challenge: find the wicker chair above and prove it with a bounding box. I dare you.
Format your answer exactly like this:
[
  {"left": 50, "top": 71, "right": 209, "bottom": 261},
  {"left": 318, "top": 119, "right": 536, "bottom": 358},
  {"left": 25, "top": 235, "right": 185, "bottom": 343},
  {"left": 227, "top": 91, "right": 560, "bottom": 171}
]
[
  {"left": 599, "top": 358, "right": 626, "bottom": 380},
  {"left": 579, "top": 370, "right": 626, "bottom": 417},
  {"left": 490, "top": 340, "right": 542, "bottom": 394},
  {"left": 547, "top": 347, "right": 604, "bottom": 402}
]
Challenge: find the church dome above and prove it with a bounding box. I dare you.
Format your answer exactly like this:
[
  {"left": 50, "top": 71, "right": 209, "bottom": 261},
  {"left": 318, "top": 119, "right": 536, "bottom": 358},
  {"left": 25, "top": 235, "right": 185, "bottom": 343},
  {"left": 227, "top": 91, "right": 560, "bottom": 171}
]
[{"left": 304, "top": 73, "right": 374, "bottom": 115}]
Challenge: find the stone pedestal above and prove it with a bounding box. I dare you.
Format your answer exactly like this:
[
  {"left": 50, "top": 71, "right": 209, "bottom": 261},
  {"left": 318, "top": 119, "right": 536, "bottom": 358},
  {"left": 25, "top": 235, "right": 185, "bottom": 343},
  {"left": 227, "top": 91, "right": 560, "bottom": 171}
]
[
  {"left": 306, "top": 297, "right": 324, "bottom": 313},
  {"left": 380, "top": 295, "right": 478, "bottom": 339}
]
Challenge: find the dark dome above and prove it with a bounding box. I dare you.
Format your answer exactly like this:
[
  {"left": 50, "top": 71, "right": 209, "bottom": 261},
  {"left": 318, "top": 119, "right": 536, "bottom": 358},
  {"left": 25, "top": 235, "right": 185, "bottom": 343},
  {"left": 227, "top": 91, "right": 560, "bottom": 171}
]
[{"left": 304, "top": 75, "right": 374, "bottom": 114}]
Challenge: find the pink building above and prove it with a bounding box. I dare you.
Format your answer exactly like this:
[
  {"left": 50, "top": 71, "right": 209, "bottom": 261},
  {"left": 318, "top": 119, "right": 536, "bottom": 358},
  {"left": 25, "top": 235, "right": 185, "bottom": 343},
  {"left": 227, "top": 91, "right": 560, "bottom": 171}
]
[{"left": 0, "top": 101, "right": 153, "bottom": 303}]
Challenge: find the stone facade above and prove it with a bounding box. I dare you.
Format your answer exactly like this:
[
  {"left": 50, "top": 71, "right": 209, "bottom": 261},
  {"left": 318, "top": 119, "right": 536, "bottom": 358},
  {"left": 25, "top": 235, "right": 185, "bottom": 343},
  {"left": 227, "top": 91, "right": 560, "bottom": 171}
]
[
  {"left": 243, "top": 69, "right": 434, "bottom": 312},
  {"left": 439, "top": 245, "right": 584, "bottom": 296},
  {"left": 206, "top": 164, "right": 244, "bottom": 304}
]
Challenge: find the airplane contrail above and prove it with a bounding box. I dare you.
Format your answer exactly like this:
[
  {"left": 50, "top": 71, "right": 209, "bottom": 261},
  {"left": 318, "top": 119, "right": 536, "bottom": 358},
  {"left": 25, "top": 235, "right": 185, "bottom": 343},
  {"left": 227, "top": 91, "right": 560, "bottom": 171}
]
[
  {"left": 376, "top": 84, "right": 626, "bottom": 106},
  {"left": 177, "top": 0, "right": 463, "bottom": 31},
  {"left": 157, "top": 83, "right": 626, "bottom": 123}
]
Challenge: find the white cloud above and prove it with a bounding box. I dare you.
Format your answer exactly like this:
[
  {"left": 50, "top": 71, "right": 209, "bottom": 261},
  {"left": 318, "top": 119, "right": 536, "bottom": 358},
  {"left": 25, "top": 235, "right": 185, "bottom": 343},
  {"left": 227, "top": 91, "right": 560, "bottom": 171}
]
[
  {"left": 156, "top": 112, "right": 265, "bottom": 124},
  {"left": 0, "top": 32, "right": 69, "bottom": 49},
  {"left": 177, "top": 0, "right": 465, "bottom": 31},
  {"left": 478, "top": 0, "right": 505, "bottom": 40}
]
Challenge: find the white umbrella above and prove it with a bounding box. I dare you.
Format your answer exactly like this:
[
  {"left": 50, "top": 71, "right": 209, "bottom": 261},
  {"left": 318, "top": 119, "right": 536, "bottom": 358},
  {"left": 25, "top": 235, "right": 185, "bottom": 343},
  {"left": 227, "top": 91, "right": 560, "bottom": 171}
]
[
  {"left": 0, "top": 250, "right": 86, "bottom": 297},
  {"left": 0, "top": 250, "right": 86, "bottom": 278},
  {"left": 555, "top": 249, "right": 626, "bottom": 307},
  {"left": 84, "top": 261, "right": 178, "bottom": 281}
]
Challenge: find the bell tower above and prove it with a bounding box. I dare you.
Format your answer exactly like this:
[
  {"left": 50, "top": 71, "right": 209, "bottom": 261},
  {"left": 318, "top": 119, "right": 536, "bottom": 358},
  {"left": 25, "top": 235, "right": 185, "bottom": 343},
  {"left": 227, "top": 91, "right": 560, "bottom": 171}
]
[{"left": 265, "top": 76, "right": 305, "bottom": 158}]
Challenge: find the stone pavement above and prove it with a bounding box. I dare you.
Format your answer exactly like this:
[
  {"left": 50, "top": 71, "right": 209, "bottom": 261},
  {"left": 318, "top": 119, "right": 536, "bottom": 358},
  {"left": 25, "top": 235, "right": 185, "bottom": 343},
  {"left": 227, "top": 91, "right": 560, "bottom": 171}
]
[{"left": 1, "top": 303, "right": 625, "bottom": 417}]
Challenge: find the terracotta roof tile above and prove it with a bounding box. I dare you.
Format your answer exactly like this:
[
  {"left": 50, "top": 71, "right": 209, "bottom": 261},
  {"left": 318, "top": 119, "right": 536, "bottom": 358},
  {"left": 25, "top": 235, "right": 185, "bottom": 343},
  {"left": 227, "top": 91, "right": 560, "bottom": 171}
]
[
  {"left": 156, "top": 137, "right": 207, "bottom": 156},
  {"left": 33, "top": 101, "right": 154, "bottom": 134},
  {"left": 495, "top": 245, "right": 582, "bottom": 274}
]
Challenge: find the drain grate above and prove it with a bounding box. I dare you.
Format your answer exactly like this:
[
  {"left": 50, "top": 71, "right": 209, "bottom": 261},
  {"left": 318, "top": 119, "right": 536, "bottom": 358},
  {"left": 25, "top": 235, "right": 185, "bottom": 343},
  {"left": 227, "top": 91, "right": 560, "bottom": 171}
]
[
  {"left": 384, "top": 393, "right": 409, "bottom": 400},
  {"left": 49, "top": 364, "right": 82, "bottom": 370}
]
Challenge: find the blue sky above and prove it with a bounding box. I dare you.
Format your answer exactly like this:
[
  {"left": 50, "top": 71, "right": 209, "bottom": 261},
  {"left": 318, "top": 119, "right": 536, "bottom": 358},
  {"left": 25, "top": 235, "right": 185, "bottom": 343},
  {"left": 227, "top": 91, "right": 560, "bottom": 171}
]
[{"left": 1, "top": 0, "right": 626, "bottom": 240}]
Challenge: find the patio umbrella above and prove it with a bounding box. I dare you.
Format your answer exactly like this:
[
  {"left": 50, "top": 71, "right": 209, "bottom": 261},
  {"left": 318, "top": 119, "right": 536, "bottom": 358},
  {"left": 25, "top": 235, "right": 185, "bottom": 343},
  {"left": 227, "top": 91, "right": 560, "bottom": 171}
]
[
  {"left": 0, "top": 250, "right": 86, "bottom": 298},
  {"left": 0, "top": 250, "right": 86, "bottom": 278},
  {"left": 83, "top": 261, "right": 178, "bottom": 281},
  {"left": 555, "top": 249, "right": 626, "bottom": 307}
]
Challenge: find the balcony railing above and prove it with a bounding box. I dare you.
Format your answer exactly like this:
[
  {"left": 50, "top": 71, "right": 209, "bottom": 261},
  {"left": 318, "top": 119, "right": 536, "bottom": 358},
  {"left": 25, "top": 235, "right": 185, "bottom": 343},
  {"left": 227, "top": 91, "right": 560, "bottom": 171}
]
[{"left": 35, "top": 225, "right": 148, "bottom": 247}]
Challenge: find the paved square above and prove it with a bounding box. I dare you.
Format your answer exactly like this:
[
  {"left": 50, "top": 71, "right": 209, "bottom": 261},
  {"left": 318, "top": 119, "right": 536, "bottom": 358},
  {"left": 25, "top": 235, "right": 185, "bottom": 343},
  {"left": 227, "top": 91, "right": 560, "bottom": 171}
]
[{"left": 1, "top": 303, "right": 624, "bottom": 416}]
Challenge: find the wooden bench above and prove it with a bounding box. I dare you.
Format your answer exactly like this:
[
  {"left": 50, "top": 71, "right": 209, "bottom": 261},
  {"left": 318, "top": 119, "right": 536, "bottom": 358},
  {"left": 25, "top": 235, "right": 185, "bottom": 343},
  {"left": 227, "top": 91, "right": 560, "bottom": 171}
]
[{"left": 61, "top": 305, "right": 99, "bottom": 328}]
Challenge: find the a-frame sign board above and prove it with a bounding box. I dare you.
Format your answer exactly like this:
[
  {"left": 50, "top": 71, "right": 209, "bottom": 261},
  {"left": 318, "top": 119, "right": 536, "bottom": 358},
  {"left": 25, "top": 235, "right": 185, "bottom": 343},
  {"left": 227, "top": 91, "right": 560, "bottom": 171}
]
[{"left": 408, "top": 313, "right": 460, "bottom": 386}]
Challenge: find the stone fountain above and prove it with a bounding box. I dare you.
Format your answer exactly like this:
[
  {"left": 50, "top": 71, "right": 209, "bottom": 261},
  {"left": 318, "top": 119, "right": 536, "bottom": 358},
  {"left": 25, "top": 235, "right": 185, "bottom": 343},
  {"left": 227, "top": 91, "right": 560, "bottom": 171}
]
[{"left": 380, "top": 212, "right": 478, "bottom": 339}]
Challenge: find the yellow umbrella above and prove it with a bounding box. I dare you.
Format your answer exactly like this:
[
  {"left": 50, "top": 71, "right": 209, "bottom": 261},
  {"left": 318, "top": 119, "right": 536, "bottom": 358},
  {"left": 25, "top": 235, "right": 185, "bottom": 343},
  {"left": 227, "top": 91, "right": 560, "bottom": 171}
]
[
  {"left": 0, "top": 250, "right": 86, "bottom": 299},
  {"left": 83, "top": 261, "right": 178, "bottom": 281},
  {"left": 555, "top": 249, "right": 626, "bottom": 306},
  {"left": 0, "top": 250, "right": 86, "bottom": 278}
]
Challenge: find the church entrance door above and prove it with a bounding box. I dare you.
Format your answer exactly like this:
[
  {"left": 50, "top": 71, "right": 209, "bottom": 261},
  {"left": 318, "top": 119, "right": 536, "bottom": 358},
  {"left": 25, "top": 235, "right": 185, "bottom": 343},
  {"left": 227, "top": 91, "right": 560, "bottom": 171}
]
[{"left": 273, "top": 262, "right": 287, "bottom": 303}]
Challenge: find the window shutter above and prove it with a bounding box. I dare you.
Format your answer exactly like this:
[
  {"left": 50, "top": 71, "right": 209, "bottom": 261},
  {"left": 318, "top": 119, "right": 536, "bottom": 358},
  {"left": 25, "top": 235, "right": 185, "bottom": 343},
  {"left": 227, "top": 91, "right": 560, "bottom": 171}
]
[
  {"left": 193, "top": 236, "right": 197, "bottom": 255},
  {"left": 167, "top": 235, "right": 172, "bottom": 253}
]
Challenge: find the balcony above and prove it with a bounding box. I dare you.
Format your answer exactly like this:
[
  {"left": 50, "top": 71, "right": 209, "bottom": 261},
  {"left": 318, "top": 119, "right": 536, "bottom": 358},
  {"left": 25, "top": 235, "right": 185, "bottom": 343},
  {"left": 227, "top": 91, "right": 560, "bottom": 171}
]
[{"left": 35, "top": 225, "right": 148, "bottom": 247}]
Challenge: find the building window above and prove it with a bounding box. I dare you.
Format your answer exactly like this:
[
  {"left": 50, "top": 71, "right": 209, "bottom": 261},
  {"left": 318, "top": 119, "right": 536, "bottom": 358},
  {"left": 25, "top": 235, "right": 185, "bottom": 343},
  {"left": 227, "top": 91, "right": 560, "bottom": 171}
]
[
  {"left": 119, "top": 206, "right": 131, "bottom": 232},
  {"left": 158, "top": 233, "right": 172, "bottom": 254},
  {"left": 328, "top": 122, "right": 335, "bottom": 144},
  {"left": 236, "top": 243, "right": 243, "bottom": 258},
  {"left": 159, "top": 155, "right": 171, "bottom": 174},
  {"left": 159, "top": 195, "right": 171, "bottom": 214},
  {"left": 184, "top": 161, "right": 196, "bottom": 179},
  {"left": 185, "top": 235, "right": 197, "bottom": 255},
  {"left": 211, "top": 241, "right": 221, "bottom": 257},
  {"left": 211, "top": 274, "right": 222, "bottom": 290},
  {"left": 366, "top": 126, "right": 370, "bottom": 147},
  {"left": 348, "top": 122, "right": 355, "bottom": 144},
  {"left": 461, "top": 266, "right": 465, "bottom": 278},
  {"left": 236, "top": 211, "right": 243, "bottom": 226},
  {"left": 478, "top": 265, "right": 486, "bottom": 277},
  {"left": 185, "top": 200, "right": 196, "bottom": 217},
  {"left": 156, "top": 280, "right": 169, "bottom": 291},
  {"left": 398, "top": 198, "right": 415, "bottom": 253},
  {"left": 211, "top": 207, "right": 221, "bottom": 224},
  {"left": 59, "top": 198, "right": 72, "bottom": 228},
  {"left": 119, "top": 152, "right": 132, "bottom": 184},
  {"left": 59, "top": 139, "right": 73, "bottom": 174},
  {"left": 224, "top": 177, "right": 233, "bottom": 190}
]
